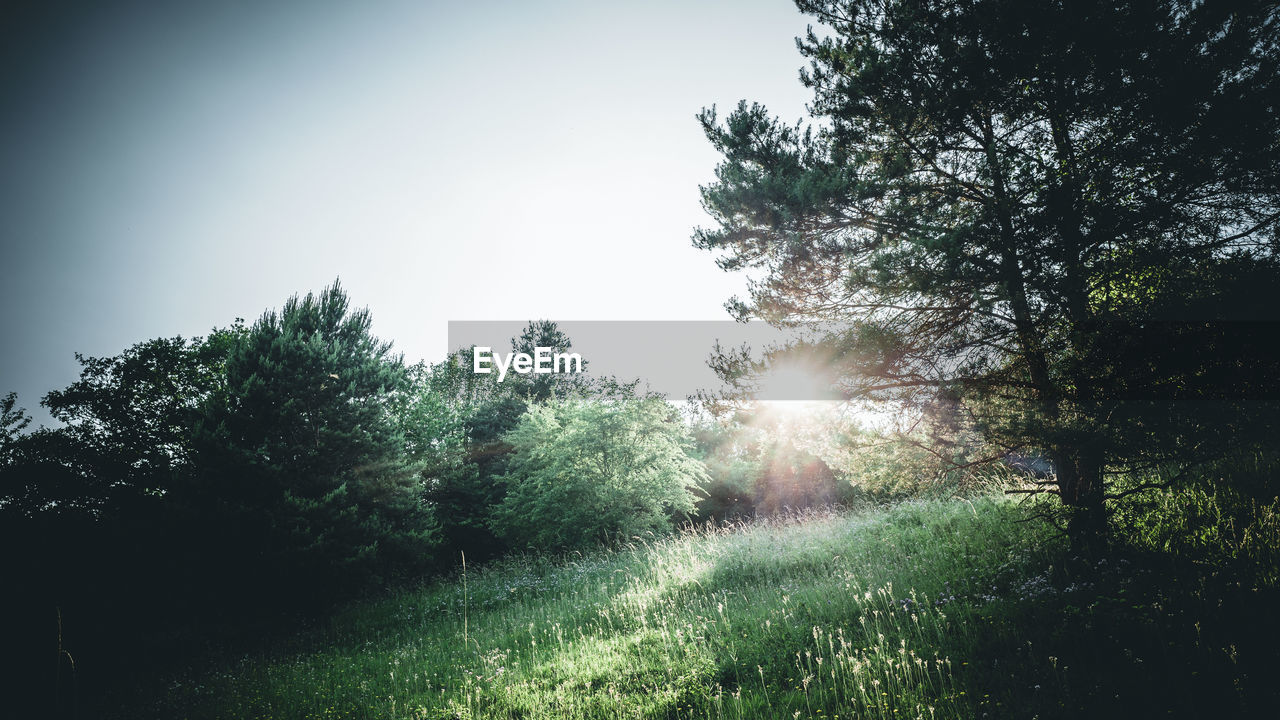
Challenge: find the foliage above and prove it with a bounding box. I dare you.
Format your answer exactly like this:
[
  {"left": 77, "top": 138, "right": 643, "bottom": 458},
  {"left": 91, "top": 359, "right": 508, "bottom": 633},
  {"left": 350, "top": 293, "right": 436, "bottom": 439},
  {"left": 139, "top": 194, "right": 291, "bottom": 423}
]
[
  {"left": 0, "top": 328, "right": 247, "bottom": 718},
  {"left": 1113, "top": 451, "right": 1280, "bottom": 585},
  {"left": 185, "top": 280, "right": 438, "bottom": 603},
  {"left": 834, "top": 431, "right": 949, "bottom": 498},
  {"left": 689, "top": 420, "right": 759, "bottom": 520},
  {"left": 822, "top": 424, "right": 1019, "bottom": 500},
  {"left": 493, "top": 397, "right": 705, "bottom": 551},
  {"left": 424, "top": 321, "right": 645, "bottom": 560},
  {"left": 0, "top": 330, "right": 244, "bottom": 610},
  {"left": 509, "top": 319, "right": 588, "bottom": 402},
  {"left": 418, "top": 343, "right": 547, "bottom": 561},
  {"left": 394, "top": 362, "right": 467, "bottom": 476},
  {"left": 1, "top": 330, "right": 242, "bottom": 518},
  {"left": 0, "top": 391, "right": 31, "bottom": 460},
  {"left": 694, "top": 0, "right": 1280, "bottom": 542},
  {"left": 691, "top": 413, "right": 855, "bottom": 519}
]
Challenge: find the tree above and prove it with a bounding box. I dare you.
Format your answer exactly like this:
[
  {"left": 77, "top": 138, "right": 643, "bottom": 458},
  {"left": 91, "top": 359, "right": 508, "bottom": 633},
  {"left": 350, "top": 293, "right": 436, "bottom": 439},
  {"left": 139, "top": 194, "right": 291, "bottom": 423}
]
[
  {"left": 510, "top": 319, "right": 587, "bottom": 402},
  {"left": 423, "top": 321, "right": 638, "bottom": 559},
  {"left": 404, "top": 351, "right": 517, "bottom": 560},
  {"left": 695, "top": 0, "right": 1280, "bottom": 545},
  {"left": 689, "top": 418, "right": 759, "bottom": 520},
  {"left": 690, "top": 411, "right": 854, "bottom": 519},
  {"left": 188, "top": 281, "right": 437, "bottom": 603},
  {"left": 0, "top": 391, "right": 31, "bottom": 461},
  {"left": 492, "top": 397, "right": 706, "bottom": 551},
  {"left": 393, "top": 362, "right": 468, "bottom": 480},
  {"left": 0, "top": 329, "right": 247, "bottom": 712},
  {"left": 1, "top": 329, "right": 242, "bottom": 520},
  {"left": 418, "top": 340, "right": 543, "bottom": 560}
]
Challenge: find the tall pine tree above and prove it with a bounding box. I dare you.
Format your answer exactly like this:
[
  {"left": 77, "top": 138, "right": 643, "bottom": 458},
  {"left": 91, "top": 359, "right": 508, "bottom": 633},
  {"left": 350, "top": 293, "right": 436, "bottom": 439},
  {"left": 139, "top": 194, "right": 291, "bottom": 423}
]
[
  {"left": 187, "top": 281, "right": 437, "bottom": 606},
  {"left": 696, "top": 0, "right": 1280, "bottom": 546}
]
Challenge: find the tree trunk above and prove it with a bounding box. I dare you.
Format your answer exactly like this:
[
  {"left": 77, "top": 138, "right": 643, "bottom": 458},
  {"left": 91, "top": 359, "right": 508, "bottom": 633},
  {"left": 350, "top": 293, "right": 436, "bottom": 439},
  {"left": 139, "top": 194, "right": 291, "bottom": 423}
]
[{"left": 1054, "top": 446, "right": 1106, "bottom": 553}]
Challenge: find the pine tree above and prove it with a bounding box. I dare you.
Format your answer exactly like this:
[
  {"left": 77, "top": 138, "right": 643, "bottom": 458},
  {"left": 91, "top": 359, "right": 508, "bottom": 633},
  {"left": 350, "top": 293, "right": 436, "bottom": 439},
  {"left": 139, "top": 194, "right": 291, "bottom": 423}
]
[
  {"left": 696, "top": 0, "right": 1280, "bottom": 546},
  {"left": 188, "top": 281, "right": 437, "bottom": 605}
]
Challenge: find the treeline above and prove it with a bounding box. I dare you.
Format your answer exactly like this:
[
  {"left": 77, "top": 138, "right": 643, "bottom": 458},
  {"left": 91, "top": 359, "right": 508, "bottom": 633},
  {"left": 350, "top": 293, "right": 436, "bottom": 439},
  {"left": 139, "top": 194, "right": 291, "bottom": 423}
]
[
  {"left": 0, "top": 287, "right": 679, "bottom": 608},
  {"left": 0, "top": 282, "right": 861, "bottom": 709}
]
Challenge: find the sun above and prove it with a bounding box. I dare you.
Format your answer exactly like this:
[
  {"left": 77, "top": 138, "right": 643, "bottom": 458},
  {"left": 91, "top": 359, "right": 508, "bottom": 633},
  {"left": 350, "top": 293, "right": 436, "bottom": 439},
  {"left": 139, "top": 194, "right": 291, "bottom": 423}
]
[
  {"left": 752, "top": 359, "right": 896, "bottom": 431},
  {"left": 754, "top": 362, "right": 834, "bottom": 402},
  {"left": 750, "top": 360, "right": 840, "bottom": 428}
]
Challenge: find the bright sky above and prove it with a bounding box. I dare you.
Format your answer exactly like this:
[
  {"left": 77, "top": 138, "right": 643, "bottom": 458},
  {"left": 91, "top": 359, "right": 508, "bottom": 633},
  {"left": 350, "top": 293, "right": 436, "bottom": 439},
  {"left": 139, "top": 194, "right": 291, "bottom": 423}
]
[{"left": 0, "top": 0, "right": 815, "bottom": 425}]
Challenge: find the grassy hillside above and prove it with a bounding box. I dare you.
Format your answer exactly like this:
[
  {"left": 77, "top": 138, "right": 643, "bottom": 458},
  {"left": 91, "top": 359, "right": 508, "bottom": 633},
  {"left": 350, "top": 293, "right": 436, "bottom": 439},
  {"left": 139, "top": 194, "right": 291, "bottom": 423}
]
[{"left": 109, "top": 493, "right": 1279, "bottom": 719}]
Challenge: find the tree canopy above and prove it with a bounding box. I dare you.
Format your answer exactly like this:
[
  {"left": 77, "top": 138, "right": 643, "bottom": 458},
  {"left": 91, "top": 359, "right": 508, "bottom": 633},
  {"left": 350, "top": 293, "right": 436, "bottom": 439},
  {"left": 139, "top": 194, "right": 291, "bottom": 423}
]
[
  {"left": 187, "top": 281, "right": 438, "bottom": 602},
  {"left": 695, "top": 0, "right": 1280, "bottom": 543},
  {"left": 493, "top": 397, "right": 705, "bottom": 551}
]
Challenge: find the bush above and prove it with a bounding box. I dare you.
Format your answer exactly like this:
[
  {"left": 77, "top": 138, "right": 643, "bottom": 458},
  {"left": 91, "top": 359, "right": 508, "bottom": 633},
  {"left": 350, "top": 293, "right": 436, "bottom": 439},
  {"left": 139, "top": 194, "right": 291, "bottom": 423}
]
[{"left": 492, "top": 397, "right": 705, "bottom": 550}]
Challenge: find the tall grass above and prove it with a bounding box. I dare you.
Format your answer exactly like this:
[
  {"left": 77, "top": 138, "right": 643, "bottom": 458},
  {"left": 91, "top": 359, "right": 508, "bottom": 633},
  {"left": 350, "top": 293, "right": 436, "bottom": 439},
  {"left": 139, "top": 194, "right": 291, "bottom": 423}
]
[
  {"left": 116, "top": 499, "right": 1049, "bottom": 718},
  {"left": 110, "top": 488, "right": 1280, "bottom": 719}
]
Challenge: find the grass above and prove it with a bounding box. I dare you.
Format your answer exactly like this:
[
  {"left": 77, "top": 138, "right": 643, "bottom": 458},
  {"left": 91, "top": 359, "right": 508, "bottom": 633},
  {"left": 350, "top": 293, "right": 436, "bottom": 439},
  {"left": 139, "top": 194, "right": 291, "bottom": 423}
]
[{"left": 106, "top": 492, "right": 1280, "bottom": 719}]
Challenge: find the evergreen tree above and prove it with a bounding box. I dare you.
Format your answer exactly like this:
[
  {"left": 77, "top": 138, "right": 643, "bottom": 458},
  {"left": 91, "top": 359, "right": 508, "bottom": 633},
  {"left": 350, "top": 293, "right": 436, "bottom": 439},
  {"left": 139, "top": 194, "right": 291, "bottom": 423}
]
[
  {"left": 695, "top": 0, "right": 1280, "bottom": 546},
  {"left": 188, "top": 281, "right": 437, "bottom": 604},
  {"left": 510, "top": 319, "right": 585, "bottom": 402}
]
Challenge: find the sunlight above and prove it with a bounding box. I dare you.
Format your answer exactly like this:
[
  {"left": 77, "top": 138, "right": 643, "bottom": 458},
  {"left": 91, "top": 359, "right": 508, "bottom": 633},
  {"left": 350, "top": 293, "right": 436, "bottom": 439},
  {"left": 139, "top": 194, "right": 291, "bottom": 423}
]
[
  {"left": 754, "top": 363, "right": 834, "bottom": 402},
  {"left": 752, "top": 358, "right": 888, "bottom": 431},
  {"left": 751, "top": 359, "right": 844, "bottom": 435}
]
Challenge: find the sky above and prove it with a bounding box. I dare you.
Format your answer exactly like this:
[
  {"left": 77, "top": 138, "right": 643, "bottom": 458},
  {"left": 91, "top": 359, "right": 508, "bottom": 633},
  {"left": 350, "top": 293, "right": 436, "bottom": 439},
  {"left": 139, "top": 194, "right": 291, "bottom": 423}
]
[{"left": 0, "top": 0, "right": 816, "bottom": 425}]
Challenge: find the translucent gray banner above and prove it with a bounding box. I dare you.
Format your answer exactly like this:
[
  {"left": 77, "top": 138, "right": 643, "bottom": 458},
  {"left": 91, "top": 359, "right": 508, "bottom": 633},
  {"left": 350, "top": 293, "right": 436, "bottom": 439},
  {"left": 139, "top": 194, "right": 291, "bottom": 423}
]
[{"left": 447, "top": 320, "right": 839, "bottom": 401}]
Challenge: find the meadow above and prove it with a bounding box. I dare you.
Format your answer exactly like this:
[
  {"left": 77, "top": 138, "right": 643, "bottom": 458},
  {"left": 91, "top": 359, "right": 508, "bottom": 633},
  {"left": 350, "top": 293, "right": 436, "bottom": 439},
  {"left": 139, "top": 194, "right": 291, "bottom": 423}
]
[{"left": 104, "top": 484, "right": 1280, "bottom": 720}]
